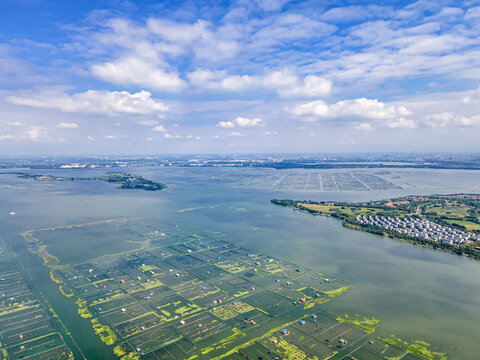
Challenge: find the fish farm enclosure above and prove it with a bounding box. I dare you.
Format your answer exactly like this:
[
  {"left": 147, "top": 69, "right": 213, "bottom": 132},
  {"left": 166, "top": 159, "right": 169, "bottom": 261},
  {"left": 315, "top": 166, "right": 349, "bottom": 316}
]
[{"left": 0, "top": 218, "right": 442, "bottom": 360}]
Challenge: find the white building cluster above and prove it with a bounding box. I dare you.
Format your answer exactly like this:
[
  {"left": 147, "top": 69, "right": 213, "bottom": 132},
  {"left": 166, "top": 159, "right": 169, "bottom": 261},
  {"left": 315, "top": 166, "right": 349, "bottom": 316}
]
[{"left": 355, "top": 215, "right": 480, "bottom": 244}]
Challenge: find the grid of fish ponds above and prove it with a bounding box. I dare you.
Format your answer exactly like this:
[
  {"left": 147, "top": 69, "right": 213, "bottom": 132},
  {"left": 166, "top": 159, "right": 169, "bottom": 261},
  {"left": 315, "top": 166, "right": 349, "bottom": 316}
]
[
  {"left": 45, "top": 223, "right": 430, "bottom": 360},
  {"left": 0, "top": 245, "right": 73, "bottom": 360}
]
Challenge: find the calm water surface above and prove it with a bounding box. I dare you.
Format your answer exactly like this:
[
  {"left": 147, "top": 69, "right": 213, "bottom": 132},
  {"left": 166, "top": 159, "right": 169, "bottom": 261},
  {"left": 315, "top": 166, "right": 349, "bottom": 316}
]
[{"left": 1, "top": 167, "right": 479, "bottom": 359}]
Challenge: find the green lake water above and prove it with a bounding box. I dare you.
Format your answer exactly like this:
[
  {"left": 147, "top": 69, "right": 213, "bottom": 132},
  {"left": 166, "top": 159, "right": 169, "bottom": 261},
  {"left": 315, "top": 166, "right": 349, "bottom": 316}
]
[{"left": 1, "top": 167, "right": 480, "bottom": 359}]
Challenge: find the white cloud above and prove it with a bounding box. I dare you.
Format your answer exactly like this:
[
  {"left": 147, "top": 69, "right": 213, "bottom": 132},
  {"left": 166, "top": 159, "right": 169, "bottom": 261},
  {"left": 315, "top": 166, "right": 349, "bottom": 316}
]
[
  {"left": 424, "top": 112, "right": 480, "bottom": 128},
  {"left": 216, "top": 117, "right": 263, "bottom": 128},
  {"left": 105, "top": 135, "right": 116, "bottom": 139},
  {"left": 147, "top": 19, "right": 238, "bottom": 61},
  {"left": 188, "top": 69, "right": 256, "bottom": 91},
  {"left": 188, "top": 69, "right": 332, "bottom": 98},
  {"left": 387, "top": 117, "right": 417, "bottom": 128},
  {"left": 465, "top": 6, "right": 480, "bottom": 20},
  {"left": 355, "top": 123, "right": 374, "bottom": 131},
  {"left": 290, "top": 100, "right": 329, "bottom": 117},
  {"left": 227, "top": 131, "right": 245, "bottom": 137},
  {"left": 87, "top": 136, "right": 94, "bottom": 141},
  {"left": 7, "top": 121, "right": 23, "bottom": 127},
  {"left": 8, "top": 90, "right": 168, "bottom": 116},
  {"left": 27, "top": 127, "right": 49, "bottom": 142},
  {"left": 249, "top": 13, "right": 336, "bottom": 50},
  {"left": 91, "top": 57, "right": 185, "bottom": 92},
  {"left": 152, "top": 125, "right": 167, "bottom": 132},
  {"left": 57, "top": 122, "right": 78, "bottom": 129},
  {"left": 330, "top": 98, "right": 410, "bottom": 119},
  {"left": 279, "top": 76, "right": 332, "bottom": 97},
  {"left": 290, "top": 98, "right": 411, "bottom": 123},
  {"left": 462, "top": 86, "right": 480, "bottom": 104},
  {"left": 164, "top": 133, "right": 181, "bottom": 139},
  {"left": 261, "top": 70, "right": 298, "bottom": 89},
  {"left": 138, "top": 120, "right": 158, "bottom": 126},
  {"left": 234, "top": 117, "right": 263, "bottom": 127},
  {"left": 217, "top": 121, "right": 236, "bottom": 128},
  {"left": 0, "top": 134, "right": 13, "bottom": 140}
]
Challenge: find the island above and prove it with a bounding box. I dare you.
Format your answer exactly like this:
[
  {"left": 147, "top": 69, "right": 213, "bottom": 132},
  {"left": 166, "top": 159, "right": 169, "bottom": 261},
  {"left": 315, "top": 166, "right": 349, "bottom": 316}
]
[
  {"left": 18, "top": 172, "right": 167, "bottom": 191},
  {"left": 272, "top": 194, "right": 480, "bottom": 260}
]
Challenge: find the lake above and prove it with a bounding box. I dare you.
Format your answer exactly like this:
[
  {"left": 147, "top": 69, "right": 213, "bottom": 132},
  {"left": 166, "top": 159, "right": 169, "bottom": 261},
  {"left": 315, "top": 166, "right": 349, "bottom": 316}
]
[{"left": 1, "top": 167, "right": 479, "bottom": 359}]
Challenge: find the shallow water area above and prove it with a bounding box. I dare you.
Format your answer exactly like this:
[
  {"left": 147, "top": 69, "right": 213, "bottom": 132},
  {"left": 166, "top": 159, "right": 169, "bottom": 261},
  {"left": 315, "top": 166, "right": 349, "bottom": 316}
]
[{"left": 1, "top": 166, "right": 480, "bottom": 359}]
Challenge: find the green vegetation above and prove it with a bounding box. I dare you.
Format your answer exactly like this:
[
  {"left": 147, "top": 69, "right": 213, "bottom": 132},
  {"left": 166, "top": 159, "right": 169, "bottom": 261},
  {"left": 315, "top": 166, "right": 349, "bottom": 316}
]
[
  {"left": 19, "top": 172, "right": 167, "bottom": 191},
  {"left": 21, "top": 217, "right": 445, "bottom": 360},
  {"left": 337, "top": 314, "right": 379, "bottom": 334},
  {"left": 50, "top": 269, "right": 63, "bottom": 283},
  {"left": 382, "top": 335, "right": 447, "bottom": 360},
  {"left": 0, "top": 243, "right": 76, "bottom": 359},
  {"left": 272, "top": 194, "right": 480, "bottom": 260},
  {"left": 76, "top": 298, "right": 93, "bottom": 318},
  {"left": 91, "top": 318, "right": 117, "bottom": 345},
  {"left": 114, "top": 346, "right": 140, "bottom": 360},
  {"left": 59, "top": 285, "right": 74, "bottom": 297},
  {"left": 323, "top": 286, "right": 350, "bottom": 297}
]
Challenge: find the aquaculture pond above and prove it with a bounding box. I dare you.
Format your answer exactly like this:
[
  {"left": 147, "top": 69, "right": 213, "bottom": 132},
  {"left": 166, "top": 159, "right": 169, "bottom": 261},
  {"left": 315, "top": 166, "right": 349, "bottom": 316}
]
[{"left": 1, "top": 167, "right": 480, "bottom": 359}]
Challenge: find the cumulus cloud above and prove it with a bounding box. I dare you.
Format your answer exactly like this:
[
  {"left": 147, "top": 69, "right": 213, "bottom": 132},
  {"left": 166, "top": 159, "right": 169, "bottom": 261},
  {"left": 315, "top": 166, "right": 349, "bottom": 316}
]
[
  {"left": 188, "top": 69, "right": 332, "bottom": 97},
  {"left": 7, "top": 121, "right": 23, "bottom": 127},
  {"left": 387, "top": 117, "right": 417, "bottom": 128},
  {"left": 290, "top": 100, "right": 329, "bottom": 117},
  {"left": 27, "top": 127, "right": 49, "bottom": 142},
  {"left": 234, "top": 117, "right": 262, "bottom": 127},
  {"left": 290, "top": 98, "right": 412, "bottom": 127},
  {"left": 227, "top": 131, "right": 245, "bottom": 137},
  {"left": 8, "top": 90, "right": 168, "bottom": 116},
  {"left": 0, "top": 134, "right": 13, "bottom": 140},
  {"left": 279, "top": 76, "right": 332, "bottom": 97},
  {"left": 188, "top": 69, "right": 255, "bottom": 91},
  {"left": 78, "top": 17, "right": 238, "bottom": 91},
  {"left": 329, "top": 98, "right": 411, "bottom": 120},
  {"left": 261, "top": 70, "right": 298, "bottom": 89},
  {"left": 138, "top": 120, "right": 159, "bottom": 126},
  {"left": 164, "top": 133, "right": 181, "bottom": 139},
  {"left": 216, "top": 117, "right": 263, "bottom": 128},
  {"left": 105, "top": 135, "right": 116, "bottom": 139},
  {"left": 91, "top": 57, "right": 185, "bottom": 92},
  {"left": 147, "top": 19, "right": 238, "bottom": 61},
  {"left": 355, "top": 123, "right": 374, "bottom": 131},
  {"left": 424, "top": 112, "right": 480, "bottom": 127},
  {"left": 152, "top": 125, "right": 167, "bottom": 132},
  {"left": 217, "top": 121, "right": 235, "bottom": 128},
  {"left": 57, "top": 122, "right": 78, "bottom": 129},
  {"left": 462, "top": 86, "right": 480, "bottom": 104}
]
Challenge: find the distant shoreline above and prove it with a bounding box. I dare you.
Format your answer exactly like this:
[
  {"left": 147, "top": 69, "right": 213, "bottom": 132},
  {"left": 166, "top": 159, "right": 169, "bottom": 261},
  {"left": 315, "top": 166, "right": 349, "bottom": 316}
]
[
  {"left": 18, "top": 172, "right": 167, "bottom": 191},
  {"left": 272, "top": 194, "right": 480, "bottom": 261}
]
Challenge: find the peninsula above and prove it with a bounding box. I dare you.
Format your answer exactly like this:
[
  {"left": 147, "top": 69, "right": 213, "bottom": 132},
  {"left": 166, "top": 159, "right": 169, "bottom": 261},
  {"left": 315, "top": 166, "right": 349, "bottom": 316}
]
[
  {"left": 18, "top": 172, "right": 167, "bottom": 191},
  {"left": 272, "top": 194, "right": 480, "bottom": 260}
]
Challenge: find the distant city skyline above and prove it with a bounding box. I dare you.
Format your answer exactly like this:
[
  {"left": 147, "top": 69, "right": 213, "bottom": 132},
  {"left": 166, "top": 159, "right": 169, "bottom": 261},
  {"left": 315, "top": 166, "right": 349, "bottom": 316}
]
[{"left": 1, "top": 0, "right": 480, "bottom": 154}]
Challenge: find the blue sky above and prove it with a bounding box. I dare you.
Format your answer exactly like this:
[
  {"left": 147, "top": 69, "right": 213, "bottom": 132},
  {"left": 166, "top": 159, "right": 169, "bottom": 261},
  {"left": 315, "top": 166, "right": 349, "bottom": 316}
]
[{"left": 1, "top": 0, "right": 480, "bottom": 154}]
